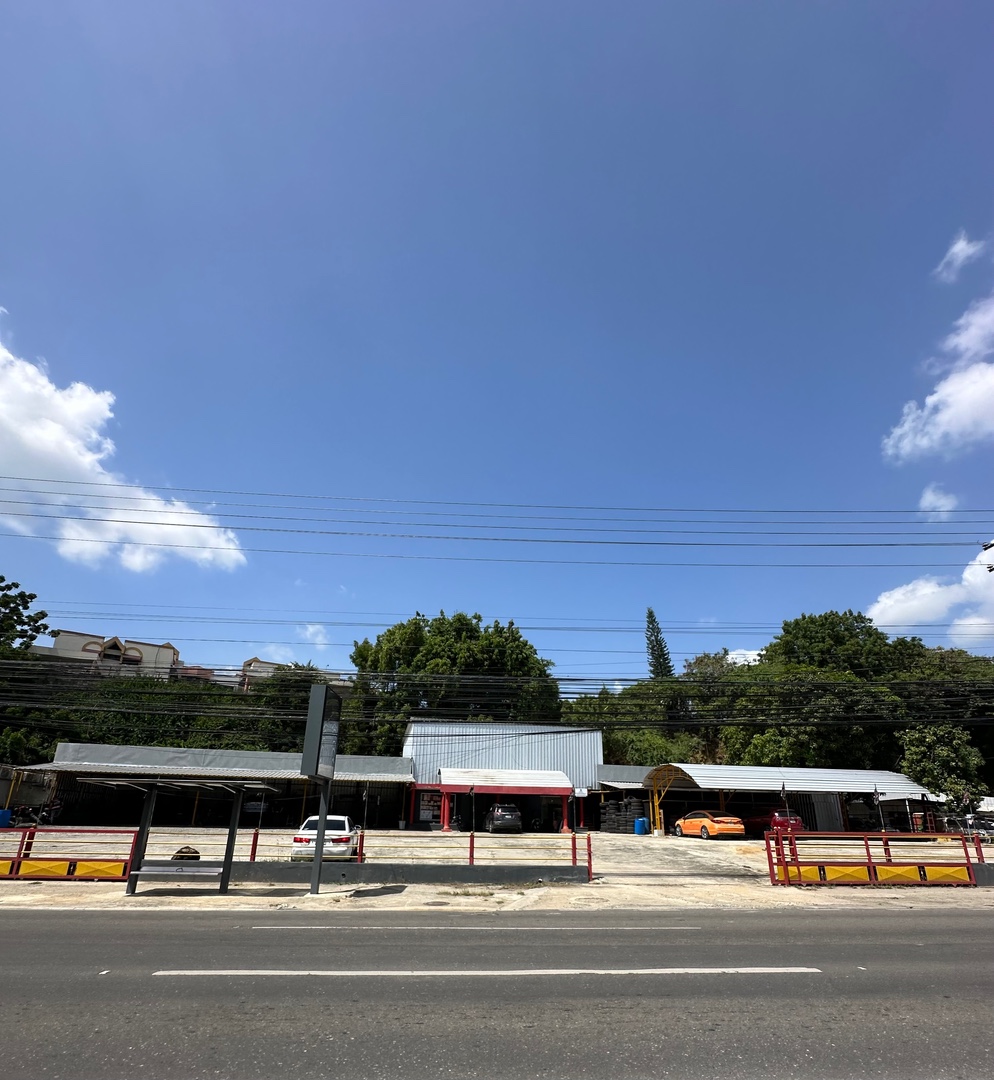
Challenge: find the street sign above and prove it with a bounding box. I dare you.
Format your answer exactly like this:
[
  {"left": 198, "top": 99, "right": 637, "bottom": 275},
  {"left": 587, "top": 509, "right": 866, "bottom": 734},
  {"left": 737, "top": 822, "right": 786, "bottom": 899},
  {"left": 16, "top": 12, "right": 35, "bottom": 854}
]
[{"left": 300, "top": 684, "right": 341, "bottom": 780}]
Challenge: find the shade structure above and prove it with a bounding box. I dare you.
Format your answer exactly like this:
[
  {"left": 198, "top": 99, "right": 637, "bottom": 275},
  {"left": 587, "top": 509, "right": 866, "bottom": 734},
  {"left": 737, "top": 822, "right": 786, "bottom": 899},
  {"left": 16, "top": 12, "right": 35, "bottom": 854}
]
[{"left": 435, "top": 768, "right": 574, "bottom": 795}]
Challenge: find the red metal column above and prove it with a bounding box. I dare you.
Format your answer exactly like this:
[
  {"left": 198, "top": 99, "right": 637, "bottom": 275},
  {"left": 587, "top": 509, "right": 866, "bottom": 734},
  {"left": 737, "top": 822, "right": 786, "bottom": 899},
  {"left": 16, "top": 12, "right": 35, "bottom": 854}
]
[
  {"left": 560, "top": 795, "right": 570, "bottom": 833},
  {"left": 409, "top": 786, "right": 416, "bottom": 825},
  {"left": 578, "top": 798, "right": 585, "bottom": 829},
  {"left": 249, "top": 829, "right": 260, "bottom": 863},
  {"left": 441, "top": 792, "right": 452, "bottom": 832},
  {"left": 586, "top": 834, "right": 593, "bottom": 882}
]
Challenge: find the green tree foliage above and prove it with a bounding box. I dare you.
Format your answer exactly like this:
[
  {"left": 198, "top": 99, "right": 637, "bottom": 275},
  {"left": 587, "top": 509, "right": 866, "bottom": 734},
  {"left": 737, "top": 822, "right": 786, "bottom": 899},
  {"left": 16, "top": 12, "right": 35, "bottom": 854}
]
[
  {"left": 898, "top": 723, "right": 988, "bottom": 809},
  {"left": 0, "top": 576, "right": 51, "bottom": 655},
  {"left": 348, "top": 612, "right": 560, "bottom": 755},
  {"left": 645, "top": 607, "right": 674, "bottom": 679},
  {"left": 718, "top": 668, "right": 904, "bottom": 770},
  {"left": 561, "top": 682, "right": 703, "bottom": 766},
  {"left": 0, "top": 575, "right": 55, "bottom": 764},
  {"left": 761, "top": 610, "right": 921, "bottom": 678}
]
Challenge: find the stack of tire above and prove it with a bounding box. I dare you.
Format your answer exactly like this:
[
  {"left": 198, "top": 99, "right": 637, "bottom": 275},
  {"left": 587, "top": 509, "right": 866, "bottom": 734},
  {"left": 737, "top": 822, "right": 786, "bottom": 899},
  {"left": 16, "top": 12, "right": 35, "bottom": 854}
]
[{"left": 600, "top": 797, "right": 648, "bottom": 833}]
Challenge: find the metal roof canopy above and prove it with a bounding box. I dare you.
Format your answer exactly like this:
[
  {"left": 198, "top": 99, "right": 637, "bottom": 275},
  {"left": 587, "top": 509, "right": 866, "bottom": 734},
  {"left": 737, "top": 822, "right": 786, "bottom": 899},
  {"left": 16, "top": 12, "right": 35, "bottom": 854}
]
[
  {"left": 21, "top": 743, "right": 415, "bottom": 784},
  {"left": 436, "top": 768, "right": 574, "bottom": 796},
  {"left": 644, "top": 763, "right": 935, "bottom": 799}
]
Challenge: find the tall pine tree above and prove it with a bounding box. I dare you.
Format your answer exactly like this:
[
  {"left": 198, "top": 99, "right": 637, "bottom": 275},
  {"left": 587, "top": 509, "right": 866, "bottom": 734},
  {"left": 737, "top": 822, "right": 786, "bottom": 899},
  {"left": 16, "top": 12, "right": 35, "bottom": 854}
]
[{"left": 645, "top": 607, "right": 675, "bottom": 680}]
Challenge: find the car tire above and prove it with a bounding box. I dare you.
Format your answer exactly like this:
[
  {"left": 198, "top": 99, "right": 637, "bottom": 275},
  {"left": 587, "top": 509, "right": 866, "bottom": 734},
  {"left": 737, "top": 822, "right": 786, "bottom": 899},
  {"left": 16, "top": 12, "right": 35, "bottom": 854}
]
[
  {"left": 674, "top": 825, "right": 683, "bottom": 837},
  {"left": 700, "top": 826, "right": 710, "bottom": 840}
]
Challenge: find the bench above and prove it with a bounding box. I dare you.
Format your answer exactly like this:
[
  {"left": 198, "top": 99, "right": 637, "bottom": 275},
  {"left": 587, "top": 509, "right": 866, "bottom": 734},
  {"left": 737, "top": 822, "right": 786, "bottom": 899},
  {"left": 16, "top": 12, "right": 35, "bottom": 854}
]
[
  {"left": 132, "top": 863, "right": 224, "bottom": 877},
  {"left": 126, "top": 862, "right": 226, "bottom": 893}
]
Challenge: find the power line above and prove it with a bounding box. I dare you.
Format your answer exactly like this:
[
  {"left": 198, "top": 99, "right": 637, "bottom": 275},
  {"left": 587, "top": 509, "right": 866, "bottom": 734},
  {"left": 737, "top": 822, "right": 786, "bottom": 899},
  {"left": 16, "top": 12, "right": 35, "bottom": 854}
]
[
  {"left": 0, "top": 530, "right": 973, "bottom": 568},
  {"left": 4, "top": 475, "right": 993, "bottom": 515}
]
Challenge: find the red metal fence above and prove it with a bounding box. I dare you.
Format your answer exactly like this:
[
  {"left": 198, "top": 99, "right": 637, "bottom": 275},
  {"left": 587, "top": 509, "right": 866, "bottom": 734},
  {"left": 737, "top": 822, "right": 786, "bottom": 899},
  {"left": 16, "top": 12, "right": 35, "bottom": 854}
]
[
  {"left": 0, "top": 827, "right": 139, "bottom": 881},
  {"left": 766, "top": 830, "right": 982, "bottom": 886},
  {"left": 1, "top": 827, "right": 594, "bottom": 883}
]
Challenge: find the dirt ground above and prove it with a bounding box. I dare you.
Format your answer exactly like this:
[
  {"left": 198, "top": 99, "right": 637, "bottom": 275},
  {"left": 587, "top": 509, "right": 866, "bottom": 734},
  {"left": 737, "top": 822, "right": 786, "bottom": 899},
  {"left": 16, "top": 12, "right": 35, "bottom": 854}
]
[{"left": 1, "top": 831, "right": 991, "bottom": 912}]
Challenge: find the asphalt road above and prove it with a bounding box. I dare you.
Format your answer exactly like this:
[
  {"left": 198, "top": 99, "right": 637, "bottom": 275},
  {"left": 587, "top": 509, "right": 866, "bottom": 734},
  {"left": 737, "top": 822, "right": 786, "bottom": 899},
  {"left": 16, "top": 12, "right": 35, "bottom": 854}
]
[{"left": 1, "top": 907, "right": 990, "bottom": 1080}]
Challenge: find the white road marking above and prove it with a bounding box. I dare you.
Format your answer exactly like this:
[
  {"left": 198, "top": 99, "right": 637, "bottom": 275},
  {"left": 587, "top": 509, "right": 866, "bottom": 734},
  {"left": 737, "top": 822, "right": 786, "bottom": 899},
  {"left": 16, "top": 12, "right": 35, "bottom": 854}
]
[
  {"left": 250, "top": 925, "right": 702, "bottom": 931},
  {"left": 154, "top": 967, "right": 820, "bottom": 977},
  {"left": 98, "top": 970, "right": 110, "bottom": 975}
]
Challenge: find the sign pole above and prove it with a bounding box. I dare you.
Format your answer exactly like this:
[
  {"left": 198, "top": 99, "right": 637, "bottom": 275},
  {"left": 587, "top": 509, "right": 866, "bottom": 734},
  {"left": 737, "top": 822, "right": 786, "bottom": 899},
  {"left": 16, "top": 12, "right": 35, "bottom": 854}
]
[{"left": 309, "top": 778, "right": 331, "bottom": 895}]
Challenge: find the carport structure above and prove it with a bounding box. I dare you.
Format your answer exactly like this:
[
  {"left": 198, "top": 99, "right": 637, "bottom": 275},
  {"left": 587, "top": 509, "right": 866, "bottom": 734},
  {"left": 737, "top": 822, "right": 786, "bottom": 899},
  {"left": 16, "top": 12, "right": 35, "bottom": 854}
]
[
  {"left": 644, "top": 763, "right": 936, "bottom": 835},
  {"left": 433, "top": 768, "right": 575, "bottom": 832}
]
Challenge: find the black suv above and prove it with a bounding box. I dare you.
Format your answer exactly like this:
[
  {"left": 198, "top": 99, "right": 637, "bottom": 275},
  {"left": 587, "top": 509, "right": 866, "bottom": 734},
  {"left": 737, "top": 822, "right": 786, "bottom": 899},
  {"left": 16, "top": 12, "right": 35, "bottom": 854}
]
[{"left": 484, "top": 804, "right": 523, "bottom": 833}]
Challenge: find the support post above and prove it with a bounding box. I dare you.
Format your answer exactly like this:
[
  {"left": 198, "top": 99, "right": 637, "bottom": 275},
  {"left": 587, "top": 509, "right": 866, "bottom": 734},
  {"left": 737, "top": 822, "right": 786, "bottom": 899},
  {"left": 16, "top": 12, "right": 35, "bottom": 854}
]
[
  {"left": 441, "top": 792, "right": 452, "bottom": 832},
  {"left": 219, "top": 789, "right": 244, "bottom": 893},
  {"left": 409, "top": 785, "right": 416, "bottom": 826},
  {"left": 125, "top": 784, "right": 158, "bottom": 895},
  {"left": 249, "top": 828, "right": 260, "bottom": 863},
  {"left": 571, "top": 832, "right": 577, "bottom": 866},
  {"left": 309, "top": 779, "right": 331, "bottom": 895},
  {"left": 586, "top": 833, "right": 593, "bottom": 882},
  {"left": 560, "top": 794, "right": 570, "bottom": 833},
  {"left": 468, "top": 832, "right": 475, "bottom": 866}
]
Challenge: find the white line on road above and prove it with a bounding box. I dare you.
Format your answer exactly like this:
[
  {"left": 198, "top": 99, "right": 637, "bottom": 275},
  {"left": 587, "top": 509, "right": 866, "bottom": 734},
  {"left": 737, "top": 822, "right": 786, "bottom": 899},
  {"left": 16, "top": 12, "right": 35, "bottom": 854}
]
[
  {"left": 154, "top": 967, "right": 820, "bottom": 977},
  {"left": 250, "top": 925, "right": 702, "bottom": 931}
]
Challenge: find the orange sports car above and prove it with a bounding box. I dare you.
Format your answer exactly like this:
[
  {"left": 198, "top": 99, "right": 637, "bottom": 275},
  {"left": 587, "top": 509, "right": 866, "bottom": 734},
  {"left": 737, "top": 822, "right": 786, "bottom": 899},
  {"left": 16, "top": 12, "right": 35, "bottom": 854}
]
[{"left": 672, "top": 810, "right": 746, "bottom": 839}]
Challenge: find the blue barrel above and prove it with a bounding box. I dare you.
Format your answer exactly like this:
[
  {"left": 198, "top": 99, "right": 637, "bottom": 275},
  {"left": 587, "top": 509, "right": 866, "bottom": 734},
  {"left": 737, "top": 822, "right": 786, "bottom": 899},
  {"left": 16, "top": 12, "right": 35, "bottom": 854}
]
[
  {"left": 0, "top": 809, "right": 11, "bottom": 828},
  {"left": 634, "top": 817, "right": 649, "bottom": 835}
]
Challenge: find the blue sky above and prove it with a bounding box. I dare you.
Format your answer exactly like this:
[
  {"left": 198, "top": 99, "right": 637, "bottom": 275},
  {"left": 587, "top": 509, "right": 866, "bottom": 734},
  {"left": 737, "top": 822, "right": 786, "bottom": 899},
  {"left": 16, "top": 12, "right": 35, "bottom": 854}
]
[{"left": 2, "top": 2, "right": 993, "bottom": 683}]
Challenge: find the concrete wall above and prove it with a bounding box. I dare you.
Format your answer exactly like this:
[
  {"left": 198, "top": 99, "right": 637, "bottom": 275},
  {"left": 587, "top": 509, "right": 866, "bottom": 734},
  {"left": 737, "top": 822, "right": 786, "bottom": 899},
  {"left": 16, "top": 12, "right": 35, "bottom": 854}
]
[{"left": 230, "top": 861, "right": 589, "bottom": 886}]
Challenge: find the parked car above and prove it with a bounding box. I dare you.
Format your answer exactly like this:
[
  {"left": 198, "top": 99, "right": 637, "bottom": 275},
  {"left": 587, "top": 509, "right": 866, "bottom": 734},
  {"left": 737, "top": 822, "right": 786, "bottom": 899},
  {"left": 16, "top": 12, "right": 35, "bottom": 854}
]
[
  {"left": 290, "top": 815, "right": 360, "bottom": 860},
  {"left": 484, "top": 804, "right": 523, "bottom": 833},
  {"left": 741, "top": 808, "right": 807, "bottom": 837},
  {"left": 672, "top": 810, "right": 745, "bottom": 840}
]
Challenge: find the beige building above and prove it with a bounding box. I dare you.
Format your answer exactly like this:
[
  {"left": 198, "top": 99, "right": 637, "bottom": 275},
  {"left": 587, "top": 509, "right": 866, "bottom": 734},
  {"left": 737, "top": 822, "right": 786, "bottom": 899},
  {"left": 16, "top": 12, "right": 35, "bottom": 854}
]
[{"left": 31, "top": 631, "right": 180, "bottom": 678}]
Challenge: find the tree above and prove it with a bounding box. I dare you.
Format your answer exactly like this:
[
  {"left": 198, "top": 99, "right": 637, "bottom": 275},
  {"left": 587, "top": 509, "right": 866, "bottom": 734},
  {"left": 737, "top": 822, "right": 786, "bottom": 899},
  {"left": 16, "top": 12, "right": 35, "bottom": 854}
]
[
  {"left": 348, "top": 611, "right": 560, "bottom": 755},
  {"left": 0, "top": 576, "right": 50, "bottom": 655},
  {"left": 898, "top": 723, "right": 988, "bottom": 809},
  {"left": 761, "top": 610, "right": 919, "bottom": 679},
  {"left": 645, "top": 607, "right": 674, "bottom": 680}
]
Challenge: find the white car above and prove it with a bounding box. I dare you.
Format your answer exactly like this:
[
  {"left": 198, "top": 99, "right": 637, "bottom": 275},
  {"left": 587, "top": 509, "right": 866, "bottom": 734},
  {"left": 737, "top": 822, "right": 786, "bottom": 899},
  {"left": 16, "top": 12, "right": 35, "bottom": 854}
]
[{"left": 290, "top": 815, "right": 361, "bottom": 860}]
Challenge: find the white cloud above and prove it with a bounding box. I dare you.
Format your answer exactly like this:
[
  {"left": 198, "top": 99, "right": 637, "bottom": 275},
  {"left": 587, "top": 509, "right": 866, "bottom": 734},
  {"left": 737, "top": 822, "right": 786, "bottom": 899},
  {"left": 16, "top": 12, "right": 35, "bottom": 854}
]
[
  {"left": 260, "top": 644, "right": 296, "bottom": 664},
  {"left": 883, "top": 287, "right": 994, "bottom": 462},
  {"left": 918, "top": 483, "right": 958, "bottom": 522},
  {"left": 867, "top": 547, "right": 994, "bottom": 649},
  {"left": 933, "top": 231, "right": 988, "bottom": 284},
  {"left": 727, "top": 649, "right": 761, "bottom": 666},
  {"left": 299, "top": 623, "right": 331, "bottom": 650},
  {"left": 941, "top": 290, "right": 994, "bottom": 363},
  {"left": 882, "top": 357, "right": 994, "bottom": 462},
  {"left": 0, "top": 343, "right": 245, "bottom": 572}
]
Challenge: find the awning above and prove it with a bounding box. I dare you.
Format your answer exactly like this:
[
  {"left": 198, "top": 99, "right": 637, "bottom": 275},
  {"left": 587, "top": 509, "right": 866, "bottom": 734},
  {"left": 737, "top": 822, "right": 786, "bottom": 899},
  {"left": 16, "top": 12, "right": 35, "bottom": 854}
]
[
  {"left": 600, "top": 780, "right": 648, "bottom": 790},
  {"left": 643, "top": 763, "right": 935, "bottom": 799},
  {"left": 435, "top": 768, "right": 574, "bottom": 796}
]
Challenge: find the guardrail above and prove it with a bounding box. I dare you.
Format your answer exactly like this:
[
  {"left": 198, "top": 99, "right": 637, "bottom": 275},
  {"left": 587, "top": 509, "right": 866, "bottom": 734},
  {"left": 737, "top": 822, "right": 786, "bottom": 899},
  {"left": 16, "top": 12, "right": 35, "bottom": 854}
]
[
  {"left": 0, "top": 827, "right": 595, "bottom": 883},
  {"left": 0, "top": 827, "right": 138, "bottom": 881},
  {"left": 766, "top": 830, "right": 982, "bottom": 887}
]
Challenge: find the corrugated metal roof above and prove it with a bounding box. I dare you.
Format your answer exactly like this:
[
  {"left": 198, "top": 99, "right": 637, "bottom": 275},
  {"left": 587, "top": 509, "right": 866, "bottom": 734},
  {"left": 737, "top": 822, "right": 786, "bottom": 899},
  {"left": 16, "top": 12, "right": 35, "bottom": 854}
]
[
  {"left": 597, "top": 765, "right": 650, "bottom": 789},
  {"left": 22, "top": 743, "right": 414, "bottom": 784},
  {"left": 404, "top": 723, "right": 602, "bottom": 788},
  {"left": 437, "top": 768, "right": 573, "bottom": 794},
  {"left": 644, "top": 762, "right": 936, "bottom": 799}
]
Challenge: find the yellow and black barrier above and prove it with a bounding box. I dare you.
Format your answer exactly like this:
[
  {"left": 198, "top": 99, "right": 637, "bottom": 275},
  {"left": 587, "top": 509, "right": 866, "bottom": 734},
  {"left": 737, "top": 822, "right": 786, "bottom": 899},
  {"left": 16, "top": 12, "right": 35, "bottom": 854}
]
[{"left": 766, "top": 831, "right": 980, "bottom": 887}]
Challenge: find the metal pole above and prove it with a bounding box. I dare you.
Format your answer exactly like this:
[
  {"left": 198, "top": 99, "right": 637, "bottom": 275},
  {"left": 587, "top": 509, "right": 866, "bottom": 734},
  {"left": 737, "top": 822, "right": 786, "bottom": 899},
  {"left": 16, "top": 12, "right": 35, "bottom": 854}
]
[
  {"left": 309, "top": 779, "right": 331, "bottom": 895},
  {"left": 219, "top": 789, "right": 244, "bottom": 894},
  {"left": 125, "top": 784, "right": 158, "bottom": 895}
]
